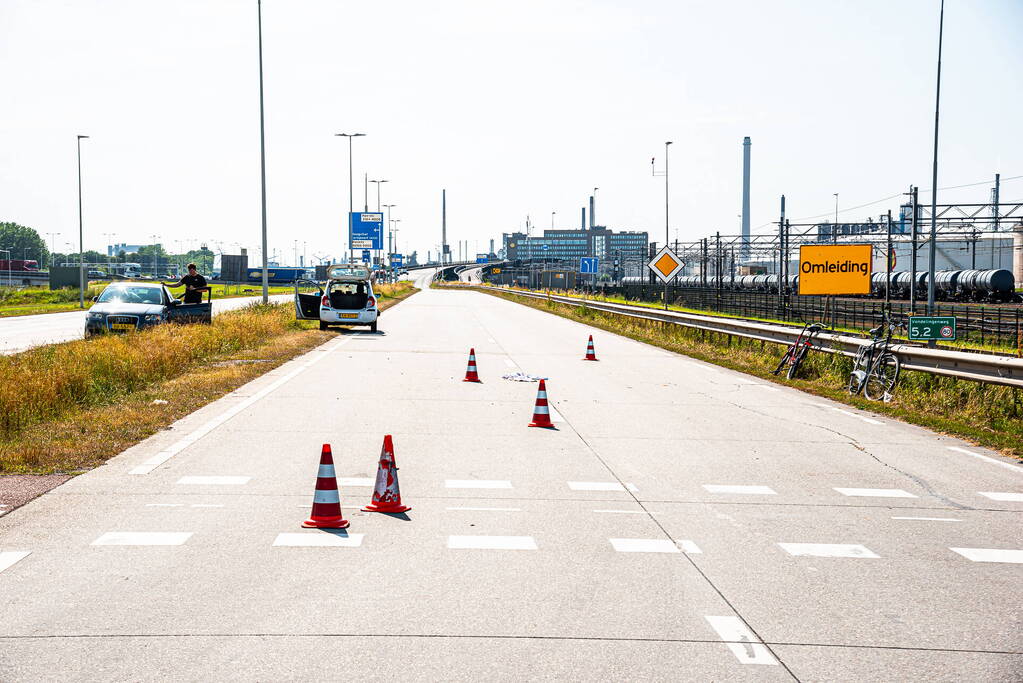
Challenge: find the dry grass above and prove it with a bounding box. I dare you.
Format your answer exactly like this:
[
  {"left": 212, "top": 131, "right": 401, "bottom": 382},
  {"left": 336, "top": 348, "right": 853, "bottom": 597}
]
[
  {"left": 471, "top": 287, "right": 1023, "bottom": 462},
  {"left": 0, "top": 281, "right": 416, "bottom": 474}
]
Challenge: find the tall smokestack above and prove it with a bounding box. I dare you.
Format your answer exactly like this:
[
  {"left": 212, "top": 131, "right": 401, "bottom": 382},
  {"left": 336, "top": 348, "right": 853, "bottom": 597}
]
[
  {"left": 589, "top": 196, "right": 595, "bottom": 229},
  {"left": 581, "top": 207, "right": 586, "bottom": 230},
  {"left": 741, "top": 137, "right": 751, "bottom": 259},
  {"left": 442, "top": 189, "right": 447, "bottom": 263}
]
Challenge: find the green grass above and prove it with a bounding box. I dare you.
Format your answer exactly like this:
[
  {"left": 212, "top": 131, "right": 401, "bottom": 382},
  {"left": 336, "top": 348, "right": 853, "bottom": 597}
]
[{"left": 450, "top": 283, "right": 1023, "bottom": 462}]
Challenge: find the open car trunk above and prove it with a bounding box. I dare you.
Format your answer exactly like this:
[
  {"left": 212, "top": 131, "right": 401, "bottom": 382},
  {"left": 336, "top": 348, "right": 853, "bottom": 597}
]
[{"left": 327, "top": 285, "right": 368, "bottom": 310}]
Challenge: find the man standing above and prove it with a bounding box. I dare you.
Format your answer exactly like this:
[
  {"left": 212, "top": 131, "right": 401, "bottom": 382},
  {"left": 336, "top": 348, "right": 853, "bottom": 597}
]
[{"left": 164, "top": 262, "right": 209, "bottom": 304}]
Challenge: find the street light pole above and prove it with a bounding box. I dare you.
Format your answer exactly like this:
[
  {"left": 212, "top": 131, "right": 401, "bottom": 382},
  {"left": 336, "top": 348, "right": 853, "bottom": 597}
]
[
  {"left": 257, "top": 0, "right": 269, "bottom": 303},
  {"left": 335, "top": 132, "right": 366, "bottom": 261},
  {"left": 370, "top": 179, "right": 388, "bottom": 212},
  {"left": 76, "top": 134, "right": 89, "bottom": 308},
  {"left": 927, "top": 0, "right": 945, "bottom": 333},
  {"left": 664, "top": 140, "right": 672, "bottom": 310},
  {"left": 833, "top": 193, "right": 839, "bottom": 243}
]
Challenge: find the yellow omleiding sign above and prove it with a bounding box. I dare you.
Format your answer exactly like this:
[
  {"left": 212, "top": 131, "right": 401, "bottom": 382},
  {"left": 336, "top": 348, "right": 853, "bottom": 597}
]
[{"left": 798, "top": 244, "right": 872, "bottom": 295}]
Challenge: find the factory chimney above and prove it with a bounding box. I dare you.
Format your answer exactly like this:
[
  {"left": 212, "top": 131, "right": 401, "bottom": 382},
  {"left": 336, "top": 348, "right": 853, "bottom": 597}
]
[
  {"left": 581, "top": 207, "right": 586, "bottom": 230},
  {"left": 589, "top": 196, "right": 595, "bottom": 229},
  {"left": 741, "top": 137, "right": 751, "bottom": 259},
  {"left": 442, "top": 189, "right": 447, "bottom": 264}
]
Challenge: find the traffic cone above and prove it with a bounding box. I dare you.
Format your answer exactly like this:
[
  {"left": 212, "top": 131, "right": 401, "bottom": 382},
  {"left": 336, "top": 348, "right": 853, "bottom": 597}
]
[
  {"left": 583, "top": 335, "right": 598, "bottom": 361},
  {"left": 463, "top": 348, "right": 481, "bottom": 383},
  {"left": 302, "top": 444, "right": 350, "bottom": 529},
  {"left": 362, "top": 435, "right": 411, "bottom": 513},
  {"left": 528, "top": 379, "right": 555, "bottom": 428}
]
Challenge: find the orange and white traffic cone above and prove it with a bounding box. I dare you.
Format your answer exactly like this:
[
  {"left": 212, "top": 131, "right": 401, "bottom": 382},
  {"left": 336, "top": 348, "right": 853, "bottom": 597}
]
[
  {"left": 528, "top": 379, "right": 555, "bottom": 428},
  {"left": 583, "top": 335, "right": 598, "bottom": 361},
  {"left": 463, "top": 348, "right": 481, "bottom": 383},
  {"left": 302, "top": 444, "right": 350, "bottom": 529},
  {"left": 362, "top": 435, "right": 411, "bottom": 513}
]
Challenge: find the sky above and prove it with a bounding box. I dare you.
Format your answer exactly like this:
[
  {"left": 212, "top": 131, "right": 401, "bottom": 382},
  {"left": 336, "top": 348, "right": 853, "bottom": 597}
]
[{"left": 1, "top": 0, "right": 1021, "bottom": 266}]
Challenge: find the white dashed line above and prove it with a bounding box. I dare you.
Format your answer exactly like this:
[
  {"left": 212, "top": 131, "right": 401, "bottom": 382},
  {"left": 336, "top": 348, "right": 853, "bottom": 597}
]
[
  {"left": 834, "top": 408, "right": 883, "bottom": 425},
  {"left": 778, "top": 543, "right": 879, "bottom": 558},
  {"left": 549, "top": 404, "right": 565, "bottom": 422},
  {"left": 949, "top": 548, "right": 1023, "bottom": 564},
  {"left": 145, "top": 503, "right": 184, "bottom": 507},
  {"left": 891, "top": 516, "right": 961, "bottom": 522},
  {"left": 91, "top": 532, "right": 193, "bottom": 546},
  {"left": 445, "top": 480, "right": 513, "bottom": 489},
  {"left": 0, "top": 551, "right": 31, "bottom": 574},
  {"left": 745, "top": 384, "right": 780, "bottom": 392},
  {"left": 593, "top": 509, "right": 657, "bottom": 515},
  {"left": 447, "top": 535, "right": 537, "bottom": 550},
  {"left": 834, "top": 487, "right": 916, "bottom": 498},
  {"left": 177, "top": 476, "right": 250, "bottom": 486},
  {"left": 704, "top": 616, "right": 778, "bottom": 666},
  {"left": 273, "top": 532, "right": 364, "bottom": 547},
  {"left": 978, "top": 491, "right": 1023, "bottom": 502},
  {"left": 191, "top": 504, "right": 225, "bottom": 508},
  {"left": 947, "top": 446, "right": 1023, "bottom": 474},
  {"left": 703, "top": 485, "right": 777, "bottom": 495},
  {"left": 130, "top": 337, "right": 353, "bottom": 475},
  {"left": 446, "top": 506, "right": 522, "bottom": 512},
  {"left": 677, "top": 540, "right": 703, "bottom": 554},
  {"left": 503, "top": 359, "right": 516, "bottom": 368},
  {"left": 339, "top": 477, "right": 374, "bottom": 487},
  {"left": 487, "top": 338, "right": 496, "bottom": 343},
  {"left": 609, "top": 538, "right": 678, "bottom": 553}
]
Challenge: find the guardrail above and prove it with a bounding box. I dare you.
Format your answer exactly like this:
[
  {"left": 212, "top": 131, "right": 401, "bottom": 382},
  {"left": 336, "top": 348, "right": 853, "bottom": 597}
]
[{"left": 469, "top": 285, "right": 1023, "bottom": 389}]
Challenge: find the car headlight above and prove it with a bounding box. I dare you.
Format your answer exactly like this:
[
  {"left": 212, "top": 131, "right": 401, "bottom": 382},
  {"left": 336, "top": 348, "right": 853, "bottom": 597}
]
[
  {"left": 144, "top": 314, "right": 163, "bottom": 322},
  {"left": 88, "top": 312, "right": 103, "bottom": 320}
]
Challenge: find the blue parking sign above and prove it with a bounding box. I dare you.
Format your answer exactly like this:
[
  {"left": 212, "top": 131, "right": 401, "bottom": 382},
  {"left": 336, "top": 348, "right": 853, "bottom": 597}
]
[{"left": 580, "top": 257, "right": 599, "bottom": 274}]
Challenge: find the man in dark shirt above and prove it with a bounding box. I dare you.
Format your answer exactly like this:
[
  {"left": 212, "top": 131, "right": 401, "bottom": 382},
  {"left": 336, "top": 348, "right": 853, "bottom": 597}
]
[{"left": 164, "top": 263, "right": 209, "bottom": 304}]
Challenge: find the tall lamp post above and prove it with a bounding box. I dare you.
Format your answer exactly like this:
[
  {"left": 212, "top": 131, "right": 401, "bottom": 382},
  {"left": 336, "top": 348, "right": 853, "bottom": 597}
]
[
  {"left": 369, "top": 179, "right": 389, "bottom": 212},
  {"left": 76, "top": 134, "right": 89, "bottom": 308},
  {"left": 926, "top": 0, "right": 945, "bottom": 339},
  {"left": 383, "top": 203, "right": 396, "bottom": 277},
  {"left": 833, "top": 193, "right": 839, "bottom": 242},
  {"left": 257, "top": 0, "right": 269, "bottom": 303},
  {"left": 335, "top": 132, "right": 365, "bottom": 261}
]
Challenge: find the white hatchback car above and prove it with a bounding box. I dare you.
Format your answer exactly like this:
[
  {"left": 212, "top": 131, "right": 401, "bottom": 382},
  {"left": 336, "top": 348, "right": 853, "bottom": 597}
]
[{"left": 294, "top": 265, "right": 379, "bottom": 332}]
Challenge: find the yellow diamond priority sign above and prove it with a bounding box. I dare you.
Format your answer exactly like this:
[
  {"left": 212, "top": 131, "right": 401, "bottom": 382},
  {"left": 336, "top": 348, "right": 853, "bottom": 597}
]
[{"left": 647, "top": 246, "right": 686, "bottom": 283}]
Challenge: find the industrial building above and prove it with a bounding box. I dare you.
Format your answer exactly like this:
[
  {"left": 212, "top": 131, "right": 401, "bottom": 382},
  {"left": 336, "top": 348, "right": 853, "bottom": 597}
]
[{"left": 502, "top": 227, "right": 649, "bottom": 263}]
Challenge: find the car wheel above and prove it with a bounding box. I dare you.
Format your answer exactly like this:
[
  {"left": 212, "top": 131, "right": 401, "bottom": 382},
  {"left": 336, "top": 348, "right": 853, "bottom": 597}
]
[
  {"left": 319, "top": 321, "right": 329, "bottom": 331},
  {"left": 370, "top": 321, "right": 378, "bottom": 333}
]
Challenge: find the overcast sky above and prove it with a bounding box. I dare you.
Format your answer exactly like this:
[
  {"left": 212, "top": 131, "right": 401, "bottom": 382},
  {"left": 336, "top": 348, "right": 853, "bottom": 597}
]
[{"left": 1, "top": 0, "right": 1020, "bottom": 265}]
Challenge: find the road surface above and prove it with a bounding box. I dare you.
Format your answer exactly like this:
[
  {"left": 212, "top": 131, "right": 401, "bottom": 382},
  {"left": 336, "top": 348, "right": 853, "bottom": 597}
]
[
  {"left": 1, "top": 273, "right": 1020, "bottom": 680},
  {"left": 0, "top": 294, "right": 292, "bottom": 355}
]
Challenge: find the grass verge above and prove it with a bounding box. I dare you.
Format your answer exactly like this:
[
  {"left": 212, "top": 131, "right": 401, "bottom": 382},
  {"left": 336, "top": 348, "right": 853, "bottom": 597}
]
[
  {"left": 450, "top": 284, "right": 1023, "bottom": 462},
  {"left": 0, "top": 281, "right": 416, "bottom": 474}
]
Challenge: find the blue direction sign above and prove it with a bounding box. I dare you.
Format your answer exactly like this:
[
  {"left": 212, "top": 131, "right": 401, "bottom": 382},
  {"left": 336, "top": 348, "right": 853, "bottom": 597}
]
[
  {"left": 390, "top": 254, "right": 403, "bottom": 267},
  {"left": 580, "top": 257, "right": 599, "bottom": 274},
  {"left": 541, "top": 244, "right": 550, "bottom": 252},
  {"left": 350, "top": 212, "right": 384, "bottom": 250},
  {"left": 475, "top": 253, "right": 489, "bottom": 264},
  {"left": 361, "top": 249, "right": 371, "bottom": 262}
]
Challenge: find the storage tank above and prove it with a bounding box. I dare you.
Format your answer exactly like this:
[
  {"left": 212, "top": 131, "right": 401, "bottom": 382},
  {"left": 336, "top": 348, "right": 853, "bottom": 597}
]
[
  {"left": 933, "top": 270, "right": 960, "bottom": 293},
  {"left": 974, "top": 269, "right": 1014, "bottom": 294}
]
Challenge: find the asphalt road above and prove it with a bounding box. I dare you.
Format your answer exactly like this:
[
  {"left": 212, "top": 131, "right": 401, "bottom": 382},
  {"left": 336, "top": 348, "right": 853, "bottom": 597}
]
[
  {"left": 1, "top": 270, "right": 1020, "bottom": 680},
  {"left": 0, "top": 293, "right": 292, "bottom": 355}
]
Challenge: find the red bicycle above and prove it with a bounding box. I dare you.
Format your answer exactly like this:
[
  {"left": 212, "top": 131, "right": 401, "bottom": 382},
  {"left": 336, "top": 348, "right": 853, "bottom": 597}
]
[{"left": 772, "top": 322, "right": 826, "bottom": 380}]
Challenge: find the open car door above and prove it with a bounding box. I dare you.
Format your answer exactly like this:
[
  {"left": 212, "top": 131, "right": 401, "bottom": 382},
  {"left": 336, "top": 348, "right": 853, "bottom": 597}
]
[
  {"left": 166, "top": 288, "right": 213, "bottom": 325},
  {"left": 294, "top": 279, "right": 323, "bottom": 320}
]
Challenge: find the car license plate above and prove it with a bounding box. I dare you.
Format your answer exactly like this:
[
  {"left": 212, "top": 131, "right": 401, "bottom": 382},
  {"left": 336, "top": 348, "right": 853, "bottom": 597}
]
[
  {"left": 111, "top": 323, "right": 134, "bottom": 331},
  {"left": 340, "top": 313, "right": 359, "bottom": 319}
]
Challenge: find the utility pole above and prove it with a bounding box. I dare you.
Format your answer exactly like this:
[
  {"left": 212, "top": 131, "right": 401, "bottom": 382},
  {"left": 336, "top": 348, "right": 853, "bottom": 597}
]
[
  {"left": 885, "top": 209, "right": 893, "bottom": 308},
  {"left": 927, "top": 0, "right": 945, "bottom": 343},
  {"left": 993, "top": 173, "right": 1000, "bottom": 231},
  {"left": 76, "top": 134, "right": 89, "bottom": 308},
  {"left": 441, "top": 189, "right": 447, "bottom": 264},
  {"left": 664, "top": 141, "right": 672, "bottom": 309},
  {"left": 910, "top": 186, "right": 918, "bottom": 311},
  {"left": 257, "top": 0, "right": 269, "bottom": 303},
  {"left": 778, "top": 195, "right": 785, "bottom": 297}
]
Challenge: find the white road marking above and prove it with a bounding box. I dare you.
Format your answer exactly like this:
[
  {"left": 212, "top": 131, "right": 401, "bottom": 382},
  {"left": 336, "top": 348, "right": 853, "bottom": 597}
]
[
  {"left": 447, "top": 535, "right": 537, "bottom": 550},
  {"left": 978, "top": 491, "right": 1023, "bottom": 502},
  {"left": 834, "top": 487, "right": 916, "bottom": 498},
  {"left": 745, "top": 384, "right": 780, "bottom": 392},
  {"left": 949, "top": 547, "right": 1023, "bottom": 564},
  {"left": 678, "top": 540, "right": 703, "bottom": 554},
  {"left": 891, "top": 516, "right": 961, "bottom": 522},
  {"left": 339, "top": 477, "right": 375, "bottom": 487},
  {"left": 273, "top": 532, "right": 364, "bottom": 547},
  {"left": 145, "top": 503, "right": 184, "bottom": 507},
  {"left": 130, "top": 337, "right": 353, "bottom": 475},
  {"left": 445, "top": 479, "right": 513, "bottom": 489},
  {"left": 503, "top": 359, "right": 516, "bottom": 367},
  {"left": 177, "top": 476, "right": 250, "bottom": 486},
  {"left": 446, "top": 506, "right": 522, "bottom": 512},
  {"left": 0, "top": 551, "right": 31, "bottom": 573},
  {"left": 0, "top": 511, "right": 6, "bottom": 517},
  {"left": 191, "top": 504, "right": 225, "bottom": 508},
  {"left": 593, "top": 509, "right": 658, "bottom": 515},
  {"left": 778, "top": 543, "right": 879, "bottom": 558},
  {"left": 704, "top": 616, "right": 778, "bottom": 666},
  {"left": 947, "top": 446, "right": 1023, "bottom": 474},
  {"left": 834, "top": 408, "right": 883, "bottom": 425},
  {"left": 703, "top": 485, "right": 777, "bottom": 495},
  {"left": 569, "top": 481, "right": 628, "bottom": 492},
  {"left": 91, "top": 532, "right": 193, "bottom": 546},
  {"left": 487, "top": 338, "right": 496, "bottom": 343},
  {"left": 609, "top": 538, "right": 679, "bottom": 553}
]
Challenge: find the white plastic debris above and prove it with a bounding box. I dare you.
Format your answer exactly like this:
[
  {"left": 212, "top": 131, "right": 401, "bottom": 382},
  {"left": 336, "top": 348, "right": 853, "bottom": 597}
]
[
  {"left": 501, "top": 372, "right": 548, "bottom": 382},
  {"left": 151, "top": 399, "right": 169, "bottom": 405}
]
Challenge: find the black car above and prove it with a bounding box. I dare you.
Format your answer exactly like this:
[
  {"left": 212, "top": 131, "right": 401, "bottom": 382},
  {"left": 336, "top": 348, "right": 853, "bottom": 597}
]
[{"left": 85, "top": 283, "right": 211, "bottom": 336}]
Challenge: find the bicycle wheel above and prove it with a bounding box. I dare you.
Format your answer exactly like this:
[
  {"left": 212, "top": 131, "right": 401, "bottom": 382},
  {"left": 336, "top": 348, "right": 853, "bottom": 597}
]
[
  {"left": 786, "top": 346, "right": 808, "bottom": 380},
  {"left": 772, "top": 347, "right": 793, "bottom": 376},
  {"left": 864, "top": 353, "right": 901, "bottom": 401},
  {"left": 847, "top": 351, "right": 868, "bottom": 395}
]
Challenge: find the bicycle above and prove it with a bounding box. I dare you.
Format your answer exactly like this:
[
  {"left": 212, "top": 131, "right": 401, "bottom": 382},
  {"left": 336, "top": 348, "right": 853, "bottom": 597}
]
[
  {"left": 847, "top": 318, "right": 901, "bottom": 401},
  {"left": 772, "top": 321, "right": 826, "bottom": 380}
]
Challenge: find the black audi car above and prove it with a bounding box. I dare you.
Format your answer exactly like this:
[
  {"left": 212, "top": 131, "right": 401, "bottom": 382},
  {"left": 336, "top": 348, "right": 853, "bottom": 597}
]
[{"left": 84, "top": 283, "right": 211, "bottom": 336}]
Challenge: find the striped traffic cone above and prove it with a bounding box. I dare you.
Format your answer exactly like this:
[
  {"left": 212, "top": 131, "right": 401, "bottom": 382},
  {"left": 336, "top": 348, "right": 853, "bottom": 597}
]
[
  {"left": 583, "top": 335, "right": 598, "bottom": 361},
  {"left": 302, "top": 444, "right": 350, "bottom": 529},
  {"left": 362, "top": 435, "right": 410, "bottom": 513},
  {"left": 528, "top": 379, "right": 555, "bottom": 428},
  {"left": 463, "top": 348, "right": 481, "bottom": 383}
]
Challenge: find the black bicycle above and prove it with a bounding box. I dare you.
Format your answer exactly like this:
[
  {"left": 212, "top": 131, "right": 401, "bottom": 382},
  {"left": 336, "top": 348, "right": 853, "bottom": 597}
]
[
  {"left": 847, "top": 318, "right": 901, "bottom": 401},
  {"left": 773, "top": 322, "right": 826, "bottom": 380}
]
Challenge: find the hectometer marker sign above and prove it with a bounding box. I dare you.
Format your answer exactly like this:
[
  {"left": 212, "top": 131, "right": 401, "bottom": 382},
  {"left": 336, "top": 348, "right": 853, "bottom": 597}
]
[{"left": 798, "top": 244, "right": 872, "bottom": 295}]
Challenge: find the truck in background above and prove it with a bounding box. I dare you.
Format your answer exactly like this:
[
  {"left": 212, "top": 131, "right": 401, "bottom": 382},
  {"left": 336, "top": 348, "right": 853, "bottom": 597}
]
[{"left": 0, "top": 259, "right": 40, "bottom": 272}]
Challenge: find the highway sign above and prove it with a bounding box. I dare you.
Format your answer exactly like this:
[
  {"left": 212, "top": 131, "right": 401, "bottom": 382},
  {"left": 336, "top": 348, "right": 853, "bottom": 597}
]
[
  {"left": 361, "top": 249, "right": 371, "bottom": 262},
  {"left": 390, "top": 254, "right": 403, "bottom": 267},
  {"left": 908, "top": 316, "right": 956, "bottom": 341},
  {"left": 476, "top": 254, "right": 488, "bottom": 264},
  {"left": 580, "top": 257, "right": 599, "bottom": 274},
  {"left": 798, "top": 244, "right": 872, "bottom": 295},
  {"left": 647, "top": 246, "right": 685, "bottom": 283},
  {"left": 350, "top": 212, "right": 384, "bottom": 250}
]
